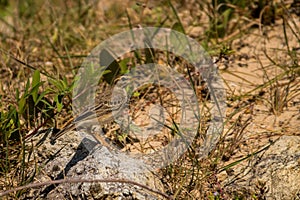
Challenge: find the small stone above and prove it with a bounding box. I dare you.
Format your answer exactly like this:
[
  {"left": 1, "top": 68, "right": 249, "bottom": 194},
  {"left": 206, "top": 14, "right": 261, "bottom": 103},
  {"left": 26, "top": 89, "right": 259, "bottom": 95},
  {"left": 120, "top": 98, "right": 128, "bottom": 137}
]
[
  {"left": 75, "top": 166, "right": 84, "bottom": 175},
  {"left": 52, "top": 165, "right": 60, "bottom": 172}
]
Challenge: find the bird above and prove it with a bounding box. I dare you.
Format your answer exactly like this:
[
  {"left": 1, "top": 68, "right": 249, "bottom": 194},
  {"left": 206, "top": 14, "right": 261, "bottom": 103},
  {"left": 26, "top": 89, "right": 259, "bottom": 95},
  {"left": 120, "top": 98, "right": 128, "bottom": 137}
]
[{"left": 50, "top": 87, "right": 128, "bottom": 146}]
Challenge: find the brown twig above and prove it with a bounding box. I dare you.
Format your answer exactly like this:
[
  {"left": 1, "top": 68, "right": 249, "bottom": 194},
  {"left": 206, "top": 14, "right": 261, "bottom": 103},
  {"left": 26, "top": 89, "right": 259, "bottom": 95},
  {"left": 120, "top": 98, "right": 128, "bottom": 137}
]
[{"left": 0, "top": 178, "right": 173, "bottom": 199}]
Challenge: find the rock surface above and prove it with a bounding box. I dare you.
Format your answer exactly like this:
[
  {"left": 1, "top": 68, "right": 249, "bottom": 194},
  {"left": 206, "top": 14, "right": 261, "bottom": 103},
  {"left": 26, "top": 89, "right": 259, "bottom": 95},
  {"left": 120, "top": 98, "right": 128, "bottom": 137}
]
[
  {"left": 221, "top": 136, "right": 300, "bottom": 199},
  {"left": 33, "top": 131, "right": 166, "bottom": 199}
]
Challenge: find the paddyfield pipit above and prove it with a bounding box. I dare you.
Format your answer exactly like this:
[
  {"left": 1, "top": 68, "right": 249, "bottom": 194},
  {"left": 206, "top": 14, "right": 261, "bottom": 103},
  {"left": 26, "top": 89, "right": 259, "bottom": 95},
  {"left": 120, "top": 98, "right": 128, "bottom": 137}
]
[{"left": 50, "top": 87, "right": 128, "bottom": 145}]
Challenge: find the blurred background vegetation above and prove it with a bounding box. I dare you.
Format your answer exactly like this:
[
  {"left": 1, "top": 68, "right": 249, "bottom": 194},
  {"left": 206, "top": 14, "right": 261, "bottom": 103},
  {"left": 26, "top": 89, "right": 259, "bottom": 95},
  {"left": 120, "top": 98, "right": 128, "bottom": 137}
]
[{"left": 0, "top": 0, "right": 299, "bottom": 199}]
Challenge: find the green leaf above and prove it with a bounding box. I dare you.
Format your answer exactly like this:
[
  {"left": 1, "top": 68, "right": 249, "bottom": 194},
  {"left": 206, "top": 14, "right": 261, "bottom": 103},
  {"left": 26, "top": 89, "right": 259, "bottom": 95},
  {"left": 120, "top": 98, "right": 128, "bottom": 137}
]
[
  {"left": 29, "top": 81, "right": 44, "bottom": 103},
  {"left": 18, "top": 95, "right": 26, "bottom": 114},
  {"left": 143, "top": 35, "right": 155, "bottom": 64},
  {"left": 32, "top": 70, "right": 40, "bottom": 86},
  {"left": 24, "top": 77, "right": 30, "bottom": 94},
  {"left": 145, "top": 47, "right": 155, "bottom": 64},
  {"left": 119, "top": 57, "right": 130, "bottom": 74},
  {"left": 61, "top": 77, "right": 69, "bottom": 90},
  {"left": 35, "top": 90, "right": 47, "bottom": 106},
  {"left": 41, "top": 98, "right": 53, "bottom": 109},
  {"left": 222, "top": 8, "right": 233, "bottom": 29},
  {"left": 16, "top": 88, "right": 20, "bottom": 102},
  {"left": 133, "top": 91, "right": 140, "bottom": 97},
  {"left": 171, "top": 22, "right": 185, "bottom": 34},
  {"left": 170, "top": 24, "right": 189, "bottom": 55},
  {"left": 48, "top": 78, "right": 68, "bottom": 93},
  {"left": 99, "top": 49, "right": 120, "bottom": 85},
  {"left": 54, "top": 94, "right": 63, "bottom": 112}
]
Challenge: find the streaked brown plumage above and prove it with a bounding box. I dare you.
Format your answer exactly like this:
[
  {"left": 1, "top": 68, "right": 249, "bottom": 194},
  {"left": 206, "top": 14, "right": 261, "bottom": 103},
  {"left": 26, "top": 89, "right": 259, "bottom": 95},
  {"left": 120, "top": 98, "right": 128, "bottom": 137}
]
[{"left": 50, "top": 88, "right": 127, "bottom": 145}]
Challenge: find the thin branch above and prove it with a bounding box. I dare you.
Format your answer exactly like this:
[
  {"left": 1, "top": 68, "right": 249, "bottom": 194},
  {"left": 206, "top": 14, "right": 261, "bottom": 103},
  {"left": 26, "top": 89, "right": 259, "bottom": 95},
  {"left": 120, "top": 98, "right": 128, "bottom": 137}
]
[{"left": 0, "top": 178, "right": 173, "bottom": 199}]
